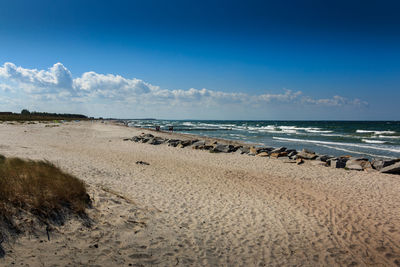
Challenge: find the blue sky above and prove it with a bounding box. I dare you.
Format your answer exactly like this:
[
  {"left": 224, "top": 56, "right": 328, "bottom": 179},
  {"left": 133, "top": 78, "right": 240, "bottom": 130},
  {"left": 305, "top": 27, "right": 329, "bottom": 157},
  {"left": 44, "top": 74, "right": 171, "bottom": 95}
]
[{"left": 0, "top": 0, "right": 399, "bottom": 120}]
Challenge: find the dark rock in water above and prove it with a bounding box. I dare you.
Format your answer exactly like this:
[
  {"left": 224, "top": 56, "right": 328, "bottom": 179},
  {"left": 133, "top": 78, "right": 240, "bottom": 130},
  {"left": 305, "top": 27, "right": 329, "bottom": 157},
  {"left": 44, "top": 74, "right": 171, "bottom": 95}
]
[
  {"left": 380, "top": 162, "right": 400, "bottom": 174},
  {"left": 372, "top": 159, "right": 400, "bottom": 171},
  {"left": 211, "top": 144, "right": 234, "bottom": 153},
  {"left": 319, "top": 155, "right": 335, "bottom": 162},
  {"left": 271, "top": 147, "right": 286, "bottom": 153},
  {"left": 296, "top": 149, "right": 317, "bottom": 160}
]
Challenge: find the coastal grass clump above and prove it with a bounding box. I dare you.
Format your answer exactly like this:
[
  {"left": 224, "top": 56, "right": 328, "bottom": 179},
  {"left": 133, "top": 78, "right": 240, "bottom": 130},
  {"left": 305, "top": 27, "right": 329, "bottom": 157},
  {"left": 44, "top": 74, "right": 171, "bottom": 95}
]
[{"left": 0, "top": 155, "right": 90, "bottom": 223}]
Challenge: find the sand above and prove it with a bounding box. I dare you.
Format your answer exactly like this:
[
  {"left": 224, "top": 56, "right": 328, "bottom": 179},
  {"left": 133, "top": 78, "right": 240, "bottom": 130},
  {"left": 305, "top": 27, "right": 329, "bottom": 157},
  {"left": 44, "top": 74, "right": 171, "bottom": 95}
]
[{"left": 0, "top": 121, "right": 399, "bottom": 266}]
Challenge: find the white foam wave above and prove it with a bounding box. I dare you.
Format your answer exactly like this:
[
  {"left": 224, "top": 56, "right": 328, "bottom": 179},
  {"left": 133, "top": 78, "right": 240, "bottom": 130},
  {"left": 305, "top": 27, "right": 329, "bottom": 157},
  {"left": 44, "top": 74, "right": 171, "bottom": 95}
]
[
  {"left": 356, "top": 130, "right": 396, "bottom": 134},
  {"left": 377, "top": 135, "right": 400, "bottom": 139},
  {"left": 305, "top": 129, "right": 333, "bottom": 133},
  {"left": 273, "top": 137, "right": 400, "bottom": 153},
  {"left": 362, "top": 139, "right": 386, "bottom": 144}
]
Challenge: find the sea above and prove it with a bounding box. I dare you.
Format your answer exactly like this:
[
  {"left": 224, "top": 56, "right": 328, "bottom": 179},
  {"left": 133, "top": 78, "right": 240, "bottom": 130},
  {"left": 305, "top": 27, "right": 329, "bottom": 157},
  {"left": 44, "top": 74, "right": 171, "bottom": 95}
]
[{"left": 126, "top": 120, "right": 400, "bottom": 160}]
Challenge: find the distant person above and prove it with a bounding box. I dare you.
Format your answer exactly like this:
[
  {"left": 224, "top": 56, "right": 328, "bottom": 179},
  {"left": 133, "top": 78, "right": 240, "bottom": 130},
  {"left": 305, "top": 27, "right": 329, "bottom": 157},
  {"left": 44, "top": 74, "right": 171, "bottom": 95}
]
[
  {"left": 155, "top": 126, "right": 160, "bottom": 131},
  {"left": 169, "top": 126, "right": 174, "bottom": 132}
]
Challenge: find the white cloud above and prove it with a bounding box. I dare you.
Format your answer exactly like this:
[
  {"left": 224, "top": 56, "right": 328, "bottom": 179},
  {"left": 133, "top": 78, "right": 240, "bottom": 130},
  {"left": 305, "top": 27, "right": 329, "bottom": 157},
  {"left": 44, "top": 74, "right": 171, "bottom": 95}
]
[{"left": 0, "top": 62, "right": 368, "bottom": 117}]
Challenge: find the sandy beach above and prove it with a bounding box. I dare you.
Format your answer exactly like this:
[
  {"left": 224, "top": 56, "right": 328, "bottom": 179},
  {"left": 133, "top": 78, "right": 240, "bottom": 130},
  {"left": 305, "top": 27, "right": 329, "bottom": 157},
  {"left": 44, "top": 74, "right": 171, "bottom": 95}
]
[{"left": 1, "top": 121, "right": 399, "bottom": 266}]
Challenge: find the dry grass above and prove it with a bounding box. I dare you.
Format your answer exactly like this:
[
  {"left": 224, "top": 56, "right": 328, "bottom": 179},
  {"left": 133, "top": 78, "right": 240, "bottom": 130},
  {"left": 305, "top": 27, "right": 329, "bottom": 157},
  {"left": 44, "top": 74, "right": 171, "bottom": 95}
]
[{"left": 0, "top": 155, "right": 90, "bottom": 221}]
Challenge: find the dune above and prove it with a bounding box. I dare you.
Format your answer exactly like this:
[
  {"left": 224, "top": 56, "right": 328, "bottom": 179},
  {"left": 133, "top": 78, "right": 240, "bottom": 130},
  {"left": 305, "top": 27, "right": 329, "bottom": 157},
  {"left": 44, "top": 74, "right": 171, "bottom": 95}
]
[{"left": 0, "top": 121, "right": 399, "bottom": 266}]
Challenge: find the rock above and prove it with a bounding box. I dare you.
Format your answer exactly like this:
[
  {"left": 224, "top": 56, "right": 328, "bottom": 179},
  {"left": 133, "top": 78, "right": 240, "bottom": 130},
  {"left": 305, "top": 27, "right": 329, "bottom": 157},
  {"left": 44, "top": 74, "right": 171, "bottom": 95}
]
[
  {"left": 296, "top": 158, "right": 304, "bottom": 165},
  {"left": 140, "top": 133, "right": 154, "bottom": 138},
  {"left": 167, "top": 139, "right": 180, "bottom": 147},
  {"left": 237, "top": 146, "right": 250, "bottom": 154},
  {"left": 302, "top": 148, "right": 315, "bottom": 154},
  {"left": 372, "top": 159, "right": 400, "bottom": 171},
  {"left": 249, "top": 146, "right": 258, "bottom": 155},
  {"left": 131, "top": 136, "right": 142, "bottom": 142},
  {"left": 123, "top": 138, "right": 131, "bottom": 141},
  {"left": 136, "top": 161, "right": 149, "bottom": 165},
  {"left": 319, "top": 155, "right": 335, "bottom": 162},
  {"left": 192, "top": 140, "right": 206, "bottom": 147},
  {"left": 270, "top": 152, "right": 288, "bottom": 158},
  {"left": 176, "top": 143, "right": 185, "bottom": 148},
  {"left": 380, "top": 162, "right": 400, "bottom": 174},
  {"left": 256, "top": 152, "right": 269, "bottom": 157},
  {"left": 148, "top": 138, "right": 164, "bottom": 145},
  {"left": 211, "top": 144, "right": 234, "bottom": 153},
  {"left": 345, "top": 158, "right": 372, "bottom": 171},
  {"left": 287, "top": 150, "right": 297, "bottom": 158},
  {"left": 346, "top": 164, "right": 364, "bottom": 171},
  {"left": 296, "top": 149, "right": 317, "bottom": 160},
  {"left": 271, "top": 147, "right": 286, "bottom": 153},
  {"left": 179, "top": 140, "right": 193, "bottom": 147},
  {"left": 257, "top": 147, "right": 274, "bottom": 153},
  {"left": 329, "top": 158, "right": 347, "bottom": 168}
]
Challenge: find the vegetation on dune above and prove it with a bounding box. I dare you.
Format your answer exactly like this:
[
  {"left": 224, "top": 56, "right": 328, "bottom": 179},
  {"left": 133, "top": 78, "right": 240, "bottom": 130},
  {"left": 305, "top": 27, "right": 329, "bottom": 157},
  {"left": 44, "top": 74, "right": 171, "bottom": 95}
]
[
  {"left": 0, "top": 155, "right": 91, "bottom": 257},
  {"left": 0, "top": 155, "right": 90, "bottom": 219}
]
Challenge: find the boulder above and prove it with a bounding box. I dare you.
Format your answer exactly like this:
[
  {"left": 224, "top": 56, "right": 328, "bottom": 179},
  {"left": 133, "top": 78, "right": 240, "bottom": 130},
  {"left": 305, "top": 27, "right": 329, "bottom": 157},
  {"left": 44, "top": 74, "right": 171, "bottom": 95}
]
[
  {"left": 140, "top": 133, "right": 154, "bottom": 138},
  {"left": 271, "top": 147, "right": 286, "bottom": 153},
  {"left": 249, "top": 146, "right": 258, "bottom": 155},
  {"left": 329, "top": 158, "right": 348, "bottom": 168},
  {"left": 270, "top": 151, "right": 288, "bottom": 158},
  {"left": 131, "top": 136, "right": 142, "bottom": 142},
  {"left": 237, "top": 146, "right": 250, "bottom": 154},
  {"left": 296, "top": 149, "right": 317, "bottom": 160},
  {"left": 212, "top": 144, "right": 234, "bottom": 153},
  {"left": 180, "top": 140, "right": 193, "bottom": 147},
  {"left": 148, "top": 138, "right": 164, "bottom": 145},
  {"left": 192, "top": 140, "right": 206, "bottom": 147},
  {"left": 256, "top": 152, "right": 269, "bottom": 157},
  {"left": 287, "top": 150, "right": 297, "bottom": 158},
  {"left": 372, "top": 159, "right": 400, "bottom": 171},
  {"left": 380, "top": 162, "right": 400, "bottom": 174},
  {"left": 167, "top": 139, "right": 180, "bottom": 147},
  {"left": 319, "top": 155, "right": 335, "bottom": 162},
  {"left": 345, "top": 158, "right": 373, "bottom": 171}
]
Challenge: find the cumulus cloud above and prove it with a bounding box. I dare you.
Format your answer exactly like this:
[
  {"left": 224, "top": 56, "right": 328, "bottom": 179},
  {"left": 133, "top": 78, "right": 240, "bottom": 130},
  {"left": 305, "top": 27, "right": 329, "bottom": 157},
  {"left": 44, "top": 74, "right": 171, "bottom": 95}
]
[{"left": 0, "top": 62, "right": 368, "bottom": 116}]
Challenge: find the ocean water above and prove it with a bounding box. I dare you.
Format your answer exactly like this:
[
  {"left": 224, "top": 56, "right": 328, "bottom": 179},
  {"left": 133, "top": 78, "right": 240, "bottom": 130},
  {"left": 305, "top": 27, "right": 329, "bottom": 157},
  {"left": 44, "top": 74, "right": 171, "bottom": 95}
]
[{"left": 126, "top": 120, "right": 400, "bottom": 159}]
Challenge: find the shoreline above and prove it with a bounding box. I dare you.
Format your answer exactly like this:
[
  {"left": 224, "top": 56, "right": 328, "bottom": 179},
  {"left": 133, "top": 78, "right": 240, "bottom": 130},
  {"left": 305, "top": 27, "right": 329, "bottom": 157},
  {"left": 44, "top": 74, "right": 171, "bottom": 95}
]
[
  {"left": 117, "top": 121, "right": 400, "bottom": 174},
  {"left": 1, "top": 121, "right": 400, "bottom": 266}
]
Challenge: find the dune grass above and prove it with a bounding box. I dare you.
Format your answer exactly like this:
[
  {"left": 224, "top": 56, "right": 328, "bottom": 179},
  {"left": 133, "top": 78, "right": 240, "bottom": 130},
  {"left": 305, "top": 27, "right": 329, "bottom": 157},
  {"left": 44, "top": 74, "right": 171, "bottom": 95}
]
[{"left": 0, "top": 155, "right": 90, "bottom": 221}]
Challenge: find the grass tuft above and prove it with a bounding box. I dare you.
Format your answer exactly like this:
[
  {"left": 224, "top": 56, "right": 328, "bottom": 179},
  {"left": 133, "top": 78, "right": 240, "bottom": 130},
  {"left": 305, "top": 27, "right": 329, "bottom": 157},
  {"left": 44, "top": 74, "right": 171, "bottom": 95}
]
[{"left": 0, "top": 156, "right": 90, "bottom": 221}]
